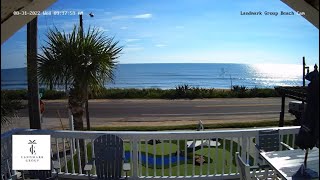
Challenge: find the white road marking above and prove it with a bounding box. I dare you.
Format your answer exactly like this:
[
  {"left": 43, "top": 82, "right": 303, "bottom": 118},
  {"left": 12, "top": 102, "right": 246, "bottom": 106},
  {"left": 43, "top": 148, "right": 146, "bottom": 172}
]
[
  {"left": 195, "top": 104, "right": 277, "bottom": 107},
  {"left": 141, "top": 111, "right": 280, "bottom": 116}
]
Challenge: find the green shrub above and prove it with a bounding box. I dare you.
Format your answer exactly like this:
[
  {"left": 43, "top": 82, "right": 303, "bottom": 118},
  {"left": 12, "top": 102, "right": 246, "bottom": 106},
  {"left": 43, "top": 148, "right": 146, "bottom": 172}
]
[
  {"left": 1, "top": 86, "right": 279, "bottom": 100},
  {"left": 1, "top": 90, "right": 28, "bottom": 99},
  {"left": 42, "top": 90, "right": 67, "bottom": 99},
  {"left": 1, "top": 91, "right": 25, "bottom": 125}
]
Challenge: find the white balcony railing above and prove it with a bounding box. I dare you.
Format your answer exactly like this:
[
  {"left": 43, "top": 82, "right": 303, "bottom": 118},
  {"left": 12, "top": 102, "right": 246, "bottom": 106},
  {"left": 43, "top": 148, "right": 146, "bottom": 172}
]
[{"left": 1, "top": 126, "right": 300, "bottom": 179}]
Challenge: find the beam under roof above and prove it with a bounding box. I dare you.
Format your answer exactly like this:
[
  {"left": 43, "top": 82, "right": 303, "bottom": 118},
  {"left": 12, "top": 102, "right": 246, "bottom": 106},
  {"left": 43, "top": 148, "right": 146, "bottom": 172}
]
[
  {"left": 281, "top": 0, "right": 319, "bottom": 29},
  {"left": 1, "top": 0, "right": 57, "bottom": 44}
]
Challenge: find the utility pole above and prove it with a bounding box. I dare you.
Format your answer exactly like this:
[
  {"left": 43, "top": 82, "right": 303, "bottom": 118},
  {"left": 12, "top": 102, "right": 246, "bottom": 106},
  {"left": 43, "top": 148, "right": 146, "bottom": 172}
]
[
  {"left": 27, "top": 17, "right": 41, "bottom": 129},
  {"left": 79, "top": 14, "right": 91, "bottom": 130}
]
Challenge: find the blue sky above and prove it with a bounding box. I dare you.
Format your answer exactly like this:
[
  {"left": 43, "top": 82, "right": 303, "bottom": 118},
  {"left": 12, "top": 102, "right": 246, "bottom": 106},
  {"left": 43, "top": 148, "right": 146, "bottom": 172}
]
[{"left": 1, "top": 0, "right": 319, "bottom": 69}]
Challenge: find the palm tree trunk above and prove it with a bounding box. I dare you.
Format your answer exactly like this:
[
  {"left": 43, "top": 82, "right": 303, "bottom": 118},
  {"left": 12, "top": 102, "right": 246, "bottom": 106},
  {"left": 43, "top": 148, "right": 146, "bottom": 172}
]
[{"left": 68, "top": 86, "right": 86, "bottom": 171}]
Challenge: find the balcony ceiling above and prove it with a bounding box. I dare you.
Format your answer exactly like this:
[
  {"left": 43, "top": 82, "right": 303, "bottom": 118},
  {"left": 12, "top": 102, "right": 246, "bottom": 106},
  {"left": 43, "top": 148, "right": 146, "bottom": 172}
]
[
  {"left": 281, "top": 0, "right": 319, "bottom": 29},
  {"left": 1, "top": 0, "right": 57, "bottom": 44}
]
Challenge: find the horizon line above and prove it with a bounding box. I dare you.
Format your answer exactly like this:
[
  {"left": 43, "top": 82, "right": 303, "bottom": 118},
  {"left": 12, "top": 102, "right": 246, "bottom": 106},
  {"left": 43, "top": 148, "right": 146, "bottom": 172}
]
[{"left": 1, "top": 62, "right": 305, "bottom": 70}]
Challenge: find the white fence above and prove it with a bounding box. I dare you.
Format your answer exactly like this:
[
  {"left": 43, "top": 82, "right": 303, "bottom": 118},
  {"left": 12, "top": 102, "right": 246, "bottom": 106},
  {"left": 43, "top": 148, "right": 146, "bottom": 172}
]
[{"left": 1, "top": 127, "right": 300, "bottom": 179}]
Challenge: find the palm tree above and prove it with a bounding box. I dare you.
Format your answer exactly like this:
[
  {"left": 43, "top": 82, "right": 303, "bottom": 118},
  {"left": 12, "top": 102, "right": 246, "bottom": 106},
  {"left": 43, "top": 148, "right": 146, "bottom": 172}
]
[{"left": 37, "top": 26, "right": 122, "bottom": 131}]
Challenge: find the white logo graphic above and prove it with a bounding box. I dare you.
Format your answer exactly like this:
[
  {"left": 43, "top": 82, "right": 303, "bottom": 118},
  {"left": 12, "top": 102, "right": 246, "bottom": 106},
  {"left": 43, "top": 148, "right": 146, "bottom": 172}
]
[{"left": 12, "top": 135, "right": 51, "bottom": 170}]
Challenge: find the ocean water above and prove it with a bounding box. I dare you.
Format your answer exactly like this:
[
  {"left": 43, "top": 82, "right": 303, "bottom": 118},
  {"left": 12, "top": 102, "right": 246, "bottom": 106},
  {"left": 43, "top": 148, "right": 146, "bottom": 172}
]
[{"left": 1, "top": 63, "right": 303, "bottom": 90}]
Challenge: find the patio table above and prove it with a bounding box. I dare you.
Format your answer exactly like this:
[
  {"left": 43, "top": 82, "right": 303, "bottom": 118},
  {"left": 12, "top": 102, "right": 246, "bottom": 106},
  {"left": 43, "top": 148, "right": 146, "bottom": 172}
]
[{"left": 260, "top": 148, "right": 319, "bottom": 180}]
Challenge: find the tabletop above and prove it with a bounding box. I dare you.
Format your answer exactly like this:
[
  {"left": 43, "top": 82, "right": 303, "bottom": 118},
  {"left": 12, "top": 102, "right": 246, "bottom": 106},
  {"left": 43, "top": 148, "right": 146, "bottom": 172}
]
[{"left": 260, "top": 148, "right": 319, "bottom": 180}]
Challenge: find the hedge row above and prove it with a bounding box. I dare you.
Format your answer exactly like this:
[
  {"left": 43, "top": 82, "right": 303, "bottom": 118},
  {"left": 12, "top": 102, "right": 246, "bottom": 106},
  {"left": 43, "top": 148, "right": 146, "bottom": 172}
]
[{"left": 1, "top": 85, "right": 279, "bottom": 100}]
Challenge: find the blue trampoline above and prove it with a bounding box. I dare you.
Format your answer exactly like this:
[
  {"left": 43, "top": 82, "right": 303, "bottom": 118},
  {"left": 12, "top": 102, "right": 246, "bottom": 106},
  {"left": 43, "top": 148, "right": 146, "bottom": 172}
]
[{"left": 124, "top": 151, "right": 187, "bottom": 166}]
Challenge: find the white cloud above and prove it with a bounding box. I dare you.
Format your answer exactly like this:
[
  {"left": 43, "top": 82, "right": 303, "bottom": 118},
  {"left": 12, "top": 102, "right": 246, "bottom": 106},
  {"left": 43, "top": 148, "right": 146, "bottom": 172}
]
[
  {"left": 126, "top": 44, "right": 141, "bottom": 47},
  {"left": 108, "top": 13, "right": 152, "bottom": 21},
  {"left": 133, "top": 14, "right": 152, "bottom": 19},
  {"left": 125, "top": 39, "right": 140, "bottom": 42},
  {"left": 111, "top": 15, "right": 129, "bottom": 20},
  {"left": 124, "top": 47, "right": 144, "bottom": 52},
  {"left": 120, "top": 26, "right": 128, "bottom": 30},
  {"left": 155, "top": 44, "right": 167, "bottom": 47},
  {"left": 98, "top": 27, "right": 109, "bottom": 32}
]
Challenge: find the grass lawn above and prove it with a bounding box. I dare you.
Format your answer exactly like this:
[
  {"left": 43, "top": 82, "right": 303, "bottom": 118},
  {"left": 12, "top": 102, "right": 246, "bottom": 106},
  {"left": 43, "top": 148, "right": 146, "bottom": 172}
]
[{"left": 66, "top": 139, "right": 239, "bottom": 176}]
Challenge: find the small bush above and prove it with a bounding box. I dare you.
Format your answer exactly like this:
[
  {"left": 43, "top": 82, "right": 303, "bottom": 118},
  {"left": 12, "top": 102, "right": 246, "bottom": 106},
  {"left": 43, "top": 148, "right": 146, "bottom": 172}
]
[
  {"left": 232, "top": 85, "right": 248, "bottom": 98},
  {"left": 1, "top": 90, "right": 28, "bottom": 99},
  {"left": 42, "top": 90, "right": 67, "bottom": 99},
  {"left": 1, "top": 91, "right": 25, "bottom": 125}
]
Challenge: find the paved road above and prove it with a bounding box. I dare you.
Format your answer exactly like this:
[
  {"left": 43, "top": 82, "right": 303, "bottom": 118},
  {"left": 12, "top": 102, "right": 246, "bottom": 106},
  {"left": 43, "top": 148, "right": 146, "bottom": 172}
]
[{"left": 18, "top": 98, "right": 292, "bottom": 121}]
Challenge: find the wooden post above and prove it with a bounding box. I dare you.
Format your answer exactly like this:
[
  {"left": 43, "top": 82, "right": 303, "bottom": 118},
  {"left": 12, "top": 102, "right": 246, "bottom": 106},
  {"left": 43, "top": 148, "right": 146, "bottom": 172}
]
[
  {"left": 303, "top": 57, "right": 306, "bottom": 87},
  {"left": 279, "top": 95, "right": 285, "bottom": 127},
  {"left": 79, "top": 14, "right": 83, "bottom": 37},
  {"left": 27, "top": 17, "right": 41, "bottom": 129}
]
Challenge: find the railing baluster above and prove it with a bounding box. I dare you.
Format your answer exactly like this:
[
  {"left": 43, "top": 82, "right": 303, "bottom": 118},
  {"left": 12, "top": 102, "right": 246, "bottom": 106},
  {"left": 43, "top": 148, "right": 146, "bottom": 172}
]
[
  {"left": 229, "top": 137, "right": 233, "bottom": 174},
  {"left": 177, "top": 139, "right": 180, "bottom": 177},
  {"left": 253, "top": 136, "right": 257, "bottom": 166},
  {"left": 184, "top": 139, "right": 187, "bottom": 177},
  {"left": 70, "top": 138, "right": 75, "bottom": 174},
  {"left": 200, "top": 138, "right": 203, "bottom": 176},
  {"left": 76, "top": 139, "right": 82, "bottom": 174},
  {"left": 286, "top": 133, "right": 290, "bottom": 145},
  {"left": 246, "top": 137, "right": 250, "bottom": 164},
  {"left": 139, "top": 140, "right": 142, "bottom": 177},
  {"left": 145, "top": 139, "right": 148, "bottom": 177},
  {"left": 161, "top": 139, "right": 164, "bottom": 177},
  {"left": 248, "top": 136, "right": 251, "bottom": 165},
  {"left": 207, "top": 138, "right": 211, "bottom": 176},
  {"left": 123, "top": 142, "right": 126, "bottom": 177},
  {"left": 241, "top": 135, "right": 247, "bottom": 161},
  {"left": 215, "top": 137, "right": 218, "bottom": 175},
  {"left": 237, "top": 137, "right": 241, "bottom": 175},
  {"left": 84, "top": 139, "right": 88, "bottom": 175},
  {"left": 132, "top": 139, "right": 139, "bottom": 178},
  {"left": 169, "top": 138, "right": 172, "bottom": 177},
  {"left": 222, "top": 138, "right": 226, "bottom": 175},
  {"left": 55, "top": 138, "right": 61, "bottom": 173},
  {"left": 63, "top": 138, "right": 68, "bottom": 173},
  {"left": 192, "top": 138, "right": 195, "bottom": 177},
  {"left": 280, "top": 134, "right": 284, "bottom": 151},
  {"left": 153, "top": 139, "right": 156, "bottom": 177},
  {"left": 292, "top": 134, "right": 295, "bottom": 148},
  {"left": 130, "top": 140, "right": 134, "bottom": 176},
  {"left": 91, "top": 139, "right": 96, "bottom": 175}
]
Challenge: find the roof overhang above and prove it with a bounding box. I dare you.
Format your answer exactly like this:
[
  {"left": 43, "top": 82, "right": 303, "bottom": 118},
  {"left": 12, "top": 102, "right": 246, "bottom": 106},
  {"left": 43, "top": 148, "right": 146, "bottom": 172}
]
[
  {"left": 281, "top": 0, "right": 319, "bottom": 29},
  {"left": 1, "top": 0, "right": 57, "bottom": 44}
]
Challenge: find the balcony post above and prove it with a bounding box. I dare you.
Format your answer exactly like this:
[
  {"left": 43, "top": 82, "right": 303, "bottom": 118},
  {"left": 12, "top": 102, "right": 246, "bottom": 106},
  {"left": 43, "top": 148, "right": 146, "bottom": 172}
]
[
  {"left": 132, "top": 138, "right": 139, "bottom": 178},
  {"left": 27, "top": 17, "right": 41, "bottom": 129},
  {"left": 279, "top": 95, "right": 285, "bottom": 127},
  {"left": 241, "top": 133, "right": 248, "bottom": 161}
]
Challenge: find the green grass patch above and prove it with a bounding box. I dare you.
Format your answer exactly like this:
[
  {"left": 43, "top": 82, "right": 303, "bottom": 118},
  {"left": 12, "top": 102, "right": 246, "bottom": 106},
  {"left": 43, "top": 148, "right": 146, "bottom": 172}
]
[
  {"left": 91, "top": 120, "right": 295, "bottom": 131},
  {"left": 66, "top": 139, "right": 241, "bottom": 176}
]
